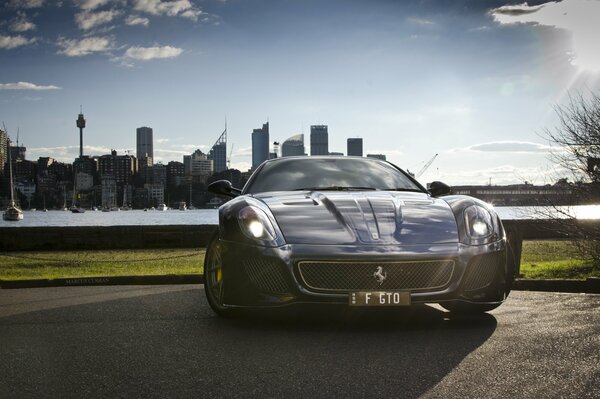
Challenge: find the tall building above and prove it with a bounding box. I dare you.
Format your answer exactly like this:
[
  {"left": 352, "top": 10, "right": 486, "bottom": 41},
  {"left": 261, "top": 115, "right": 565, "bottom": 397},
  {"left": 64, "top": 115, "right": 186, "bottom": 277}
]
[
  {"left": 9, "top": 145, "right": 26, "bottom": 161},
  {"left": 347, "top": 138, "right": 363, "bottom": 157},
  {"left": 136, "top": 127, "right": 154, "bottom": 162},
  {"left": 208, "top": 128, "right": 227, "bottom": 173},
  {"left": 183, "top": 149, "right": 213, "bottom": 177},
  {"left": 76, "top": 111, "right": 86, "bottom": 158},
  {"left": 310, "top": 125, "right": 328, "bottom": 155},
  {"left": 166, "top": 161, "right": 185, "bottom": 187},
  {"left": 281, "top": 134, "right": 305, "bottom": 157},
  {"left": 98, "top": 150, "right": 136, "bottom": 185},
  {"left": 252, "top": 122, "right": 269, "bottom": 169}
]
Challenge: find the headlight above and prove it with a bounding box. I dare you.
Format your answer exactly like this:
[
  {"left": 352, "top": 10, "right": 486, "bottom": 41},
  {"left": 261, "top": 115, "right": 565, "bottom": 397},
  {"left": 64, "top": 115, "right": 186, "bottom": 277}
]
[
  {"left": 464, "top": 205, "right": 494, "bottom": 241},
  {"left": 238, "top": 206, "right": 277, "bottom": 241}
]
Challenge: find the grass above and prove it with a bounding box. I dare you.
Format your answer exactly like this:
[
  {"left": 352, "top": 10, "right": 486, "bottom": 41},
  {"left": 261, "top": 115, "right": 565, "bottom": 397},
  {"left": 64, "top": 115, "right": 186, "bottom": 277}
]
[
  {"left": 520, "top": 240, "right": 598, "bottom": 280},
  {"left": 0, "top": 249, "right": 205, "bottom": 281},
  {"left": 0, "top": 241, "right": 597, "bottom": 281}
]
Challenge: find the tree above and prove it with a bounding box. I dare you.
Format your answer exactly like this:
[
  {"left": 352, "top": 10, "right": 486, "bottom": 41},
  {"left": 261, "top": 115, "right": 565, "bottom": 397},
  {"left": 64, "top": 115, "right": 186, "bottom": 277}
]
[{"left": 543, "top": 92, "right": 600, "bottom": 265}]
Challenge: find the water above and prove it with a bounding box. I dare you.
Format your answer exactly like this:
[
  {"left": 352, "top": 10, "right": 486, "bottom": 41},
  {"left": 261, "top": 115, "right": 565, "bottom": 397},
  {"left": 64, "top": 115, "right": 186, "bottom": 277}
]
[
  {"left": 0, "top": 209, "right": 219, "bottom": 227},
  {"left": 1, "top": 205, "right": 598, "bottom": 228}
]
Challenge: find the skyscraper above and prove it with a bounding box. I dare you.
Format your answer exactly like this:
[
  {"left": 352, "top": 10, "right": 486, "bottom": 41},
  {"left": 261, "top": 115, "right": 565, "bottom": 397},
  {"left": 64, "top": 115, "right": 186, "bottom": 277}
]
[
  {"left": 310, "top": 125, "right": 328, "bottom": 155},
  {"left": 347, "top": 138, "right": 363, "bottom": 156},
  {"left": 208, "top": 128, "right": 227, "bottom": 173},
  {"left": 252, "top": 122, "right": 269, "bottom": 169},
  {"left": 136, "top": 127, "right": 154, "bottom": 161},
  {"left": 281, "top": 134, "right": 305, "bottom": 157}
]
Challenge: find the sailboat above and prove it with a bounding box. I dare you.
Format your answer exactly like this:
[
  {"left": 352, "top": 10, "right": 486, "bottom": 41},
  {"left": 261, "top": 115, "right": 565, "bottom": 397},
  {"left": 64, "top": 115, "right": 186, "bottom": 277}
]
[
  {"left": 3, "top": 134, "right": 24, "bottom": 221},
  {"left": 70, "top": 176, "right": 85, "bottom": 213}
]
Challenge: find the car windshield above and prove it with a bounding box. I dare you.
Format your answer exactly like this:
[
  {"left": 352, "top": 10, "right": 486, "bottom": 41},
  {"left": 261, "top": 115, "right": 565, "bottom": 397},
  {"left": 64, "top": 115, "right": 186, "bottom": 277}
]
[{"left": 245, "top": 158, "right": 422, "bottom": 194}]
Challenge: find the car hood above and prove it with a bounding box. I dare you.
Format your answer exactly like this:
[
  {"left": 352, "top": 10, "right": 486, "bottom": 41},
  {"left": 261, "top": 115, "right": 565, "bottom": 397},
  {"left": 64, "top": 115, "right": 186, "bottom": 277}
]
[{"left": 254, "top": 191, "right": 459, "bottom": 245}]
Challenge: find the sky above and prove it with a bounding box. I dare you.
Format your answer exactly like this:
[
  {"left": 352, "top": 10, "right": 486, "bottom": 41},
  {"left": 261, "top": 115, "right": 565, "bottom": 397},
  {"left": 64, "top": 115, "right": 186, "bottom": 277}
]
[{"left": 1, "top": 0, "right": 599, "bottom": 185}]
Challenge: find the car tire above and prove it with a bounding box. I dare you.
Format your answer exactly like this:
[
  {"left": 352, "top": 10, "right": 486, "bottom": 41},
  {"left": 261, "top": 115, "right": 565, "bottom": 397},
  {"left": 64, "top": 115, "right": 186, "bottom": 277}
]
[{"left": 204, "top": 233, "right": 236, "bottom": 317}]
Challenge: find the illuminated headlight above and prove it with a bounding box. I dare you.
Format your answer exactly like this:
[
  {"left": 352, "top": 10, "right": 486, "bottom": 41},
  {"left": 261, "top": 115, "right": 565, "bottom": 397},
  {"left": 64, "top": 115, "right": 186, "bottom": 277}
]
[
  {"left": 464, "top": 205, "right": 494, "bottom": 240},
  {"left": 238, "top": 206, "right": 276, "bottom": 241}
]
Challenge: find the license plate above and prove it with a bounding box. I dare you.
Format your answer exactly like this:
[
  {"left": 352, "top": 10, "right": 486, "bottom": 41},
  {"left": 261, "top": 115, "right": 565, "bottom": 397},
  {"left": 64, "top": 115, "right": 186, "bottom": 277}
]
[{"left": 349, "top": 291, "right": 411, "bottom": 307}]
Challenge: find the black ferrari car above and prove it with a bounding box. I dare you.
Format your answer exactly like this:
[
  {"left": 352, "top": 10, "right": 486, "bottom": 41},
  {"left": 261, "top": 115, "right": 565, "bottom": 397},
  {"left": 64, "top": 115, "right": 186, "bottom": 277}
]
[{"left": 205, "top": 156, "right": 515, "bottom": 316}]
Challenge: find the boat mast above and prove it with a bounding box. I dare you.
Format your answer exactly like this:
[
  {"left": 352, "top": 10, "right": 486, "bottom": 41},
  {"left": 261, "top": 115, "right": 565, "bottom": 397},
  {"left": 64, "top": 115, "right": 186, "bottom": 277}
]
[{"left": 7, "top": 136, "right": 15, "bottom": 206}]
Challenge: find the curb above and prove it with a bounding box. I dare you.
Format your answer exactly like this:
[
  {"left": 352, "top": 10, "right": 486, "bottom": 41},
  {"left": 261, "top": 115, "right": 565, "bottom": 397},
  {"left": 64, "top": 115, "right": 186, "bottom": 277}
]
[
  {"left": 1, "top": 275, "right": 598, "bottom": 294},
  {"left": 513, "top": 278, "right": 600, "bottom": 294},
  {"left": 0, "top": 274, "right": 203, "bottom": 289}
]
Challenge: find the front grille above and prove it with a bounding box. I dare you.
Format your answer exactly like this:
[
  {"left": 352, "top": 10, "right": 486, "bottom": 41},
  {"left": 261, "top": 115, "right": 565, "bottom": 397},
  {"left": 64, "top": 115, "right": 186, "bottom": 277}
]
[
  {"left": 243, "top": 257, "right": 292, "bottom": 294},
  {"left": 462, "top": 252, "right": 502, "bottom": 291},
  {"left": 297, "top": 260, "right": 454, "bottom": 292}
]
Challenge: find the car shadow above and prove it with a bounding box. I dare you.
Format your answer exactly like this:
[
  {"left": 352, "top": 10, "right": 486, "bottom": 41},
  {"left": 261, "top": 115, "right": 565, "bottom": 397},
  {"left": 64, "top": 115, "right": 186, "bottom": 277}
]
[
  {"left": 219, "top": 303, "right": 497, "bottom": 332},
  {"left": 0, "top": 287, "right": 498, "bottom": 399}
]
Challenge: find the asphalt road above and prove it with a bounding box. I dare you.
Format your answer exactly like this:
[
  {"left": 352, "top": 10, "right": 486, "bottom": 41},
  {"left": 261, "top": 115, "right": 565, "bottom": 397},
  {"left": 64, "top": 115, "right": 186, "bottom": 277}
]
[{"left": 0, "top": 286, "right": 598, "bottom": 399}]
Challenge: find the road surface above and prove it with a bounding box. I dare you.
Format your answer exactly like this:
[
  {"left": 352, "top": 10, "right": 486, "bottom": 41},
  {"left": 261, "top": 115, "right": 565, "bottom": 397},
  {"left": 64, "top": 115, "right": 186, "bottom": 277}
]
[{"left": 0, "top": 286, "right": 598, "bottom": 398}]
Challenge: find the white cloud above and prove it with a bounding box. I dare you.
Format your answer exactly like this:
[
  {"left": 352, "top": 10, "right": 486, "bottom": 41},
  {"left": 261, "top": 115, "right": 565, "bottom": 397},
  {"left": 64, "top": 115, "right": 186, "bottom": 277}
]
[
  {"left": 156, "top": 138, "right": 170, "bottom": 143},
  {"left": 11, "top": 13, "right": 36, "bottom": 32},
  {"left": 0, "top": 82, "right": 61, "bottom": 90},
  {"left": 75, "top": 9, "right": 122, "bottom": 30},
  {"left": 57, "top": 36, "right": 113, "bottom": 56},
  {"left": 459, "top": 140, "right": 554, "bottom": 153},
  {"left": 124, "top": 45, "right": 183, "bottom": 60},
  {"left": 0, "top": 35, "right": 36, "bottom": 49},
  {"left": 27, "top": 145, "right": 114, "bottom": 162},
  {"left": 490, "top": 0, "right": 600, "bottom": 71},
  {"left": 406, "top": 17, "right": 436, "bottom": 26},
  {"left": 75, "top": 0, "right": 113, "bottom": 11},
  {"left": 125, "top": 15, "right": 150, "bottom": 26},
  {"left": 6, "top": 0, "right": 44, "bottom": 9},
  {"left": 132, "top": 0, "right": 202, "bottom": 21}
]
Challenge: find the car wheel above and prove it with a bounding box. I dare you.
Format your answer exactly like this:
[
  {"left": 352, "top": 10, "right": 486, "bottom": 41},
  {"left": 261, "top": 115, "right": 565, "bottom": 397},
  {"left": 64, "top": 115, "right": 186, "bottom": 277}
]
[
  {"left": 439, "top": 302, "right": 501, "bottom": 314},
  {"left": 204, "top": 234, "right": 235, "bottom": 317}
]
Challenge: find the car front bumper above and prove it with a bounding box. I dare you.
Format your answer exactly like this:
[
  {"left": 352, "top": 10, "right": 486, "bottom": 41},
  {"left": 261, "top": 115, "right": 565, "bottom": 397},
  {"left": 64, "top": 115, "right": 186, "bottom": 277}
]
[{"left": 218, "top": 239, "right": 509, "bottom": 309}]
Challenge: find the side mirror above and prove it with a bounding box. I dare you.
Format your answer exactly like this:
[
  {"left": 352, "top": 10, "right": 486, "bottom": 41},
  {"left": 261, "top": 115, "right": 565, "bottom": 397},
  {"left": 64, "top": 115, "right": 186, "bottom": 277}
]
[
  {"left": 428, "top": 181, "right": 452, "bottom": 197},
  {"left": 207, "top": 180, "right": 241, "bottom": 198}
]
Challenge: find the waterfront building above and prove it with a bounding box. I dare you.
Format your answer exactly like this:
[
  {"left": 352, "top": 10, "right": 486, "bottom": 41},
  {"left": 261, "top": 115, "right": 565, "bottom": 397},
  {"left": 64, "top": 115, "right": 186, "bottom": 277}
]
[
  {"left": 281, "top": 134, "right": 305, "bottom": 157},
  {"left": 133, "top": 187, "right": 149, "bottom": 209},
  {"left": 310, "top": 125, "right": 328, "bottom": 156},
  {"left": 9, "top": 145, "right": 26, "bottom": 161},
  {"left": 48, "top": 161, "right": 73, "bottom": 183},
  {"left": 138, "top": 156, "right": 153, "bottom": 185},
  {"left": 152, "top": 163, "right": 167, "bottom": 187},
  {"left": 12, "top": 159, "right": 36, "bottom": 182},
  {"left": 252, "top": 122, "right": 269, "bottom": 169},
  {"left": 101, "top": 176, "right": 117, "bottom": 209},
  {"left": 208, "top": 128, "right": 227, "bottom": 173},
  {"left": 73, "top": 155, "right": 98, "bottom": 179},
  {"left": 183, "top": 149, "right": 213, "bottom": 177},
  {"left": 75, "top": 172, "right": 94, "bottom": 191},
  {"left": 145, "top": 183, "right": 165, "bottom": 207},
  {"left": 136, "top": 127, "right": 153, "bottom": 162},
  {"left": 15, "top": 181, "right": 35, "bottom": 207},
  {"left": 166, "top": 161, "right": 185, "bottom": 187},
  {"left": 367, "top": 154, "right": 387, "bottom": 161},
  {"left": 347, "top": 138, "right": 363, "bottom": 157},
  {"left": 98, "top": 150, "right": 136, "bottom": 186}
]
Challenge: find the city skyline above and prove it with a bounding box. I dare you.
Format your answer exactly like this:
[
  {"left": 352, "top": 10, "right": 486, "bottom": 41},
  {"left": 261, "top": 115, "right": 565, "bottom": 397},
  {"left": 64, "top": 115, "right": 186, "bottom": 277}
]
[{"left": 1, "top": 0, "right": 599, "bottom": 185}]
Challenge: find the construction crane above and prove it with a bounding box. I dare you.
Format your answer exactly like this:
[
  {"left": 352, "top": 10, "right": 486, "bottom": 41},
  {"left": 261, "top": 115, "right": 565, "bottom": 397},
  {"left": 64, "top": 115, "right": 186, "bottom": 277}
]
[
  {"left": 416, "top": 153, "right": 438, "bottom": 178},
  {"left": 227, "top": 143, "right": 234, "bottom": 169}
]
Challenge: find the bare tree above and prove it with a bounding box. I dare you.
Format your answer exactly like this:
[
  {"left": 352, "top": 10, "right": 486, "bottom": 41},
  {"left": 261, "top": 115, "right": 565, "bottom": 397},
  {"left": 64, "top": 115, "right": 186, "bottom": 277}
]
[{"left": 543, "top": 92, "right": 600, "bottom": 265}]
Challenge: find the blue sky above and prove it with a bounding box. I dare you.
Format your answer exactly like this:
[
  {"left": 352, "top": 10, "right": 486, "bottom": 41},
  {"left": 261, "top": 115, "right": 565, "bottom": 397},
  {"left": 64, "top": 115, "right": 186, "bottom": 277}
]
[{"left": 1, "top": 0, "right": 599, "bottom": 185}]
